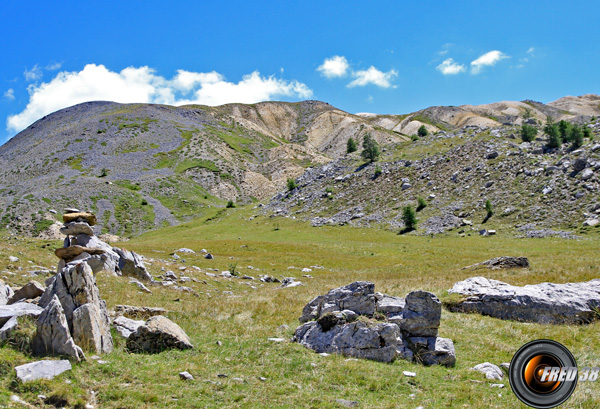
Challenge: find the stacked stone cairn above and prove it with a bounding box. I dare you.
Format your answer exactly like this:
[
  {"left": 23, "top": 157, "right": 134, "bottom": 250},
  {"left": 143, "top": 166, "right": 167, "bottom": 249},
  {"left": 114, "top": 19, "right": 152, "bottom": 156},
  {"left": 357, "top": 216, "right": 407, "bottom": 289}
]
[{"left": 293, "top": 281, "right": 456, "bottom": 366}]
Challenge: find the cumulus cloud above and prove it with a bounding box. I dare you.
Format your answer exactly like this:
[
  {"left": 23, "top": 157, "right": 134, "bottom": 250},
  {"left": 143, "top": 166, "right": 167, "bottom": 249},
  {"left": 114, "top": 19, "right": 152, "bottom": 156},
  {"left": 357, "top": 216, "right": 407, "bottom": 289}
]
[
  {"left": 348, "top": 66, "right": 397, "bottom": 88},
  {"left": 6, "top": 64, "right": 313, "bottom": 134},
  {"left": 24, "top": 65, "right": 43, "bottom": 81},
  {"left": 470, "top": 50, "right": 509, "bottom": 74},
  {"left": 317, "top": 55, "right": 349, "bottom": 78},
  {"left": 436, "top": 58, "right": 466, "bottom": 75},
  {"left": 3, "top": 89, "right": 15, "bottom": 100}
]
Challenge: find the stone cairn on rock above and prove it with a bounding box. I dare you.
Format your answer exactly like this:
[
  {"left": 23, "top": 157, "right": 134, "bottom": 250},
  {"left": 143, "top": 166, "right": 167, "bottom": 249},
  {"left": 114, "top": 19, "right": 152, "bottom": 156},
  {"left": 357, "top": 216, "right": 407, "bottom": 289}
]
[{"left": 293, "top": 281, "right": 456, "bottom": 366}]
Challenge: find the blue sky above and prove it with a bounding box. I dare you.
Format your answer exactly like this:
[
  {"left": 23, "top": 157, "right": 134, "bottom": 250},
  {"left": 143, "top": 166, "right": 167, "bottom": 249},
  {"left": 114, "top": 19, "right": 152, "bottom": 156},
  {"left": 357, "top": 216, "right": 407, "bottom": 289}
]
[{"left": 1, "top": 0, "right": 599, "bottom": 144}]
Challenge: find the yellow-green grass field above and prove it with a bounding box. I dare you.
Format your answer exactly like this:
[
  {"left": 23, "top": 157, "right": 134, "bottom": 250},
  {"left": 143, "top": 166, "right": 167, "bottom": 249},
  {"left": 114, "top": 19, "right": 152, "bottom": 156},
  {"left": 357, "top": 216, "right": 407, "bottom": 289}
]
[{"left": 0, "top": 206, "right": 599, "bottom": 408}]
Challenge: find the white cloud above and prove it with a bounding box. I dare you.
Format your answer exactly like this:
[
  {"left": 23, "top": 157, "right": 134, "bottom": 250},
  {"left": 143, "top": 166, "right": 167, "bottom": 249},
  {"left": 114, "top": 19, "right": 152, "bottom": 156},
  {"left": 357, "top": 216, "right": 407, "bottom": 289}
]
[
  {"left": 317, "top": 55, "right": 349, "bottom": 78},
  {"left": 24, "top": 65, "right": 43, "bottom": 81},
  {"left": 470, "top": 50, "right": 509, "bottom": 74},
  {"left": 347, "top": 66, "right": 397, "bottom": 88},
  {"left": 6, "top": 64, "right": 313, "bottom": 134},
  {"left": 436, "top": 58, "right": 466, "bottom": 75},
  {"left": 3, "top": 89, "right": 15, "bottom": 100},
  {"left": 527, "top": 47, "right": 535, "bottom": 54},
  {"left": 45, "top": 62, "right": 62, "bottom": 71}
]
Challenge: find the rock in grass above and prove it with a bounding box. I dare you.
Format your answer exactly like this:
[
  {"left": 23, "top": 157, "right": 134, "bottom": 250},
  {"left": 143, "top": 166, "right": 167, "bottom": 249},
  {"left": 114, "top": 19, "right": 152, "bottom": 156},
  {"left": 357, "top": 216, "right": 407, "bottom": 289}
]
[
  {"left": 126, "top": 315, "right": 193, "bottom": 353},
  {"left": 112, "top": 316, "right": 144, "bottom": 338},
  {"left": 15, "top": 360, "right": 72, "bottom": 382},
  {"left": 448, "top": 276, "right": 600, "bottom": 324},
  {"left": 179, "top": 371, "right": 194, "bottom": 380},
  {"left": 113, "top": 248, "right": 153, "bottom": 282},
  {"left": 0, "top": 303, "right": 43, "bottom": 327},
  {"left": 471, "top": 362, "right": 504, "bottom": 380},
  {"left": 335, "top": 399, "right": 359, "bottom": 407},
  {"left": 114, "top": 305, "right": 167, "bottom": 320}
]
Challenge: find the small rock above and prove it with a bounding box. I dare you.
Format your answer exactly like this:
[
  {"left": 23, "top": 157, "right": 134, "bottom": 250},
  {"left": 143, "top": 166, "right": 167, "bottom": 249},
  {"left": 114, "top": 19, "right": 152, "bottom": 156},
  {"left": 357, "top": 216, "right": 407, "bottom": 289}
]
[
  {"left": 268, "top": 337, "right": 286, "bottom": 343},
  {"left": 490, "top": 383, "right": 505, "bottom": 388},
  {"left": 583, "top": 219, "right": 599, "bottom": 227},
  {"left": 335, "top": 399, "right": 359, "bottom": 408},
  {"left": 8, "top": 280, "right": 45, "bottom": 304},
  {"left": 179, "top": 371, "right": 194, "bottom": 381},
  {"left": 15, "top": 360, "right": 72, "bottom": 382},
  {"left": 8, "top": 256, "right": 19, "bottom": 263},
  {"left": 403, "top": 371, "right": 416, "bottom": 377},
  {"left": 204, "top": 253, "right": 214, "bottom": 260}
]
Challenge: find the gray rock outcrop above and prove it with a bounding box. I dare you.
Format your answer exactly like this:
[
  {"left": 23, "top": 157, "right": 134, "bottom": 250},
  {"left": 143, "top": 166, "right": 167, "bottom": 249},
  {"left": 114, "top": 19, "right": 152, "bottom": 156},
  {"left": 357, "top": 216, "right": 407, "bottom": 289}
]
[
  {"left": 293, "top": 282, "right": 455, "bottom": 366},
  {"left": 461, "top": 256, "right": 530, "bottom": 270},
  {"left": 126, "top": 315, "right": 194, "bottom": 353},
  {"left": 448, "top": 276, "right": 600, "bottom": 324},
  {"left": 113, "top": 248, "right": 153, "bottom": 282},
  {"left": 32, "top": 295, "right": 85, "bottom": 361},
  {"left": 8, "top": 281, "right": 45, "bottom": 304},
  {"left": 113, "top": 316, "right": 145, "bottom": 338},
  {"left": 39, "top": 261, "right": 113, "bottom": 354},
  {"left": 0, "top": 303, "right": 43, "bottom": 327},
  {"left": 15, "top": 360, "right": 72, "bottom": 383},
  {"left": 0, "top": 280, "right": 14, "bottom": 305}
]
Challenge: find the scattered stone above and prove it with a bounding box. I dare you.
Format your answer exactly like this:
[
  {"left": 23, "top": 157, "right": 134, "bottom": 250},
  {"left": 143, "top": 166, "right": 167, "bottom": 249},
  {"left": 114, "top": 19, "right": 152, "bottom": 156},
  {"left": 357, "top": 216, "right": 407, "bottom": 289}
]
[
  {"left": 573, "top": 158, "right": 588, "bottom": 172},
  {"left": 490, "top": 383, "right": 505, "bottom": 388},
  {"left": 64, "top": 208, "right": 80, "bottom": 213},
  {"left": 204, "top": 253, "right": 214, "bottom": 260},
  {"left": 8, "top": 256, "right": 19, "bottom": 263},
  {"left": 113, "top": 248, "right": 153, "bottom": 282},
  {"left": 583, "top": 219, "right": 599, "bottom": 227},
  {"left": 268, "top": 337, "right": 286, "bottom": 343},
  {"left": 448, "top": 276, "right": 600, "bottom": 324},
  {"left": 63, "top": 212, "right": 97, "bottom": 226},
  {"left": 581, "top": 168, "right": 594, "bottom": 180},
  {"left": 471, "top": 363, "right": 504, "bottom": 380},
  {"left": 114, "top": 305, "right": 167, "bottom": 320},
  {"left": 126, "top": 315, "right": 194, "bottom": 353},
  {"left": 486, "top": 151, "right": 499, "bottom": 159},
  {"left": 60, "top": 222, "right": 94, "bottom": 236},
  {"left": 335, "top": 399, "right": 359, "bottom": 408},
  {"left": 111, "top": 308, "right": 145, "bottom": 335},
  {"left": 129, "top": 279, "right": 152, "bottom": 294},
  {"left": 403, "top": 371, "right": 416, "bottom": 377},
  {"left": 461, "top": 256, "right": 529, "bottom": 270},
  {"left": 280, "top": 277, "right": 303, "bottom": 288},
  {"left": 174, "top": 248, "right": 195, "bottom": 254},
  {"left": 8, "top": 280, "right": 45, "bottom": 304},
  {"left": 179, "top": 371, "right": 194, "bottom": 380},
  {"left": 15, "top": 360, "right": 72, "bottom": 382}
]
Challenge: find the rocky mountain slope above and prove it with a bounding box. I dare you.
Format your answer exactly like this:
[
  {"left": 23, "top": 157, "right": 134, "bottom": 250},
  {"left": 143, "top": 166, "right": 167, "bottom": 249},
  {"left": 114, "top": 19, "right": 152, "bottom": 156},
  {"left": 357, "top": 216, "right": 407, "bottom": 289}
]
[{"left": 1, "top": 95, "right": 599, "bottom": 237}]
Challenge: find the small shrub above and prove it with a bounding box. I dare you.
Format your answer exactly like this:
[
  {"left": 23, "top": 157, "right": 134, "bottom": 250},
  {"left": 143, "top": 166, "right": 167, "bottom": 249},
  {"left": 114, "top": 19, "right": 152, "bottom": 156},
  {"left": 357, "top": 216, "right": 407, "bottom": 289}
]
[
  {"left": 417, "top": 125, "right": 429, "bottom": 137},
  {"left": 141, "top": 199, "right": 148, "bottom": 206},
  {"left": 520, "top": 123, "right": 537, "bottom": 142},
  {"left": 287, "top": 178, "right": 297, "bottom": 191},
  {"left": 583, "top": 126, "right": 592, "bottom": 139},
  {"left": 401, "top": 205, "right": 418, "bottom": 232},
  {"left": 571, "top": 125, "right": 584, "bottom": 148},
  {"left": 346, "top": 137, "right": 357, "bottom": 153},
  {"left": 410, "top": 134, "right": 419, "bottom": 141},
  {"left": 226, "top": 200, "right": 235, "bottom": 208},
  {"left": 545, "top": 123, "right": 561, "bottom": 149},
  {"left": 416, "top": 197, "right": 427, "bottom": 211},
  {"left": 99, "top": 168, "right": 109, "bottom": 177},
  {"left": 228, "top": 263, "right": 238, "bottom": 276},
  {"left": 374, "top": 165, "right": 382, "bottom": 178}
]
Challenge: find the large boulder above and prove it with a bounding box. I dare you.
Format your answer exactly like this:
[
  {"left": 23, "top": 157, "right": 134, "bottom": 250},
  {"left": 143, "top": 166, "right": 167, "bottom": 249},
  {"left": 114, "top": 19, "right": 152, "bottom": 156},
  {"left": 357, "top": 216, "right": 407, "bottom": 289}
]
[
  {"left": 126, "top": 315, "right": 193, "bottom": 353},
  {"left": 392, "top": 291, "right": 441, "bottom": 337},
  {"left": 294, "top": 282, "right": 455, "bottom": 366},
  {"left": 299, "top": 281, "right": 376, "bottom": 323},
  {"left": 113, "top": 248, "right": 153, "bottom": 282},
  {"left": 0, "top": 280, "right": 14, "bottom": 305},
  {"left": 15, "top": 360, "right": 72, "bottom": 383},
  {"left": 32, "top": 295, "right": 85, "bottom": 361},
  {"left": 39, "top": 262, "right": 113, "bottom": 354},
  {"left": 448, "top": 276, "right": 600, "bottom": 324},
  {"left": 293, "top": 318, "right": 408, "bottom": 363}
]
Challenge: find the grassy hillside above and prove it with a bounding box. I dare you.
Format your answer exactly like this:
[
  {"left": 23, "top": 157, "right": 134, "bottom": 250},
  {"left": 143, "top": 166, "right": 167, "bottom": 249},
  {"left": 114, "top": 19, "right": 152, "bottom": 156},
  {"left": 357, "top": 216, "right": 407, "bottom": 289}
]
[{"left": 1, "top": 206, "right": 599, "bottom": 408}]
